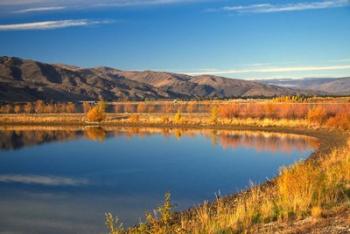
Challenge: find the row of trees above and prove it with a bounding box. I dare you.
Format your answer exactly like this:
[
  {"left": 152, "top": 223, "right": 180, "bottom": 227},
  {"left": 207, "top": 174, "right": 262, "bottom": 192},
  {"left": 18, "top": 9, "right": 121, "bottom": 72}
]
[
  {"left": 112, "top": 102, "right": 210, "bottom": 114},
  {"left": 216, "top": 103, "right": 350, "bottom": 129},
  {"left": 0, "top": 101, "right": 77, "bottom": 114},
  {"left": 272, "top": 95, "right": 309, "bottom": 103},
  {"left": 1, "top": 101, "right": 349, "bottom": 126},
  {"left": 0, "top": 101, "right": 213, "bottom": 114},
  {"left": 217, "top": 103, "right": 350, "bottom": 120}
]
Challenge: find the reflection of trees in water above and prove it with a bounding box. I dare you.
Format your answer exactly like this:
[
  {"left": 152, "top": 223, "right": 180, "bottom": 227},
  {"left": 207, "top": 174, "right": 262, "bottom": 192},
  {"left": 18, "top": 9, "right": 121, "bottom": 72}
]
[
  {"left": 0, "top": 127, "right": 318, "bottom": 152},
  {"left": 216, "top": 132, "right": 319, "bottom": 153},
  {"left": 0, "top": 130, "right": 80, "bottom": 150},
  {"left": 84, "top": 128, "right": 106, "bottom": 142}
]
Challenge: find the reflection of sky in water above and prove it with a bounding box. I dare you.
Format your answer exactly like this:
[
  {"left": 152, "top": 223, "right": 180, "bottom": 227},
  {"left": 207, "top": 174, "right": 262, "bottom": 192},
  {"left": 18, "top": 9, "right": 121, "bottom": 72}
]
[{"left": 0, "top": 129, "right": 317, "bottom": 234}]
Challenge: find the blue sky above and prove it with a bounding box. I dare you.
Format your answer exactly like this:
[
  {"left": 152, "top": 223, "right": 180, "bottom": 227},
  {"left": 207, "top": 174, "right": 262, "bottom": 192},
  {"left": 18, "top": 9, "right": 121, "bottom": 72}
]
[{"left": 0, "top": 0, "right": 349, "bottom": 79}]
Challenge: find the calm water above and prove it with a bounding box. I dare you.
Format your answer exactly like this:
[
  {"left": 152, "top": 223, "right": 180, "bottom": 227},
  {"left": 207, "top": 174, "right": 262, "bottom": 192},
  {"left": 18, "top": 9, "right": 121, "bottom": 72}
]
[{"left": 0, "top": 127, "right": 318, "bottom": 234}]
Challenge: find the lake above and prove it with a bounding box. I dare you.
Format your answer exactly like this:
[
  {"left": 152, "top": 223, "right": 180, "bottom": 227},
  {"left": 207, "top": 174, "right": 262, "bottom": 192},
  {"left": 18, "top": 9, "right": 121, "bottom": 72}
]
[{"left": 0, "top": 126, "right": 319, "bottom": 234}]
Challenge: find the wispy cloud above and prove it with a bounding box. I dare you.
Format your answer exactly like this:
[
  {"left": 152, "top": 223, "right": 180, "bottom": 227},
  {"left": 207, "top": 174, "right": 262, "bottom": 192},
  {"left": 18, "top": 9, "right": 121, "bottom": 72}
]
[
  {"left": 185, "top": 64, "right": 350, "bottom": 76},
  {"left": 14, "top": 6, "right": 66, "bottom": 13},
  {"left": 0, "top": 174, "right": 88, "bottom": 186},
  {"left": 94, "top": 0, "right": 201, "bottom": 7},
  {"left": 0, "top": 0, "right": 201, "bottom": 9},
  {"left": 0, "top": 0, "right": 203, "bottom": 15},
  {"left": 0, "top": 19, "right": 112, "bottom": 31},
  {"left": 217, "top": 0, "right": 350, "bottom": 14}
]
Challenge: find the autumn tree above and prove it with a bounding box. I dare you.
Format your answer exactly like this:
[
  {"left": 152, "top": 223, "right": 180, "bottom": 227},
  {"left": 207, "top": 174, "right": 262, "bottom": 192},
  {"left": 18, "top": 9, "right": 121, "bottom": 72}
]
[
  {"left": 24, "top": 102, "right": 33, "bottom": 113},
  {"left": 14, "top": 105, "right": 22, "bottom": 114},
  {"left": 219, "top": 104, "right": 239, "bottom": 119},
  {"left": 164, "top": 103, "right": 173, "bottom": 113},
  {"left": 44, "top": 103, "right": 55, "bottom": 113},
  {"left": 148, "top": 104, "right": 156, "bottom": 113},
  {"left": 174, "top": 110, "right": 182, "bottom": 124},
  {"left": 307, "top": 106, "right": 327, "bottom": 124},
  {"left": 83, "top": 101, "right": 92, "bottom": 113},
  {"left": 34, "top": 100, "right": 45, "bottom": 113},
  {"left": 326, "top": 112, "right": 350, "bottom": 130},
  {"left": 65, "top": 102, "right": 76, "bottom": 113},
  {"left": 125, "top": 103, "right": 135, "bottom": 113},
  {"left": 2, "top": 104, "right": 13, "bottom": 113},
  {"left": 114, "top": 104, "right": 124, "bottom": 113},
  {"left": 86, "top": 101, "right": 106, "bottom": 122},
  {"left": 56, "top": 103, "right": 66, "bottom": 113},
  {"left": 210, "top": 106, "right": 219, "bottom": 124},
  {"left": 137, "top": 103, "right": 146, "bottom": 113},
  {"left": 186, "top": 102, "right": 197, "bottom": 113}
]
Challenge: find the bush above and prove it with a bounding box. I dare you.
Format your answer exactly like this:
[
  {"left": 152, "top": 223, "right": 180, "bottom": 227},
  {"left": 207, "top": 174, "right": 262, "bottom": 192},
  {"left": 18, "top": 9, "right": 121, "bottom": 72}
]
[
  {"left": 326, "top": 113, "right": 350, "bottom": 130},
  {"left": 86, "top": 101, "right": 106, "bottom": 122},
  {"left": 174, "top": 110, "right": 182, "bottom": 124},
  {"left": 210, "top": 106, "right": 219, "bottom": 124},
  {"left": 307, "top": 106, "right": 327, "bottom": 124}
]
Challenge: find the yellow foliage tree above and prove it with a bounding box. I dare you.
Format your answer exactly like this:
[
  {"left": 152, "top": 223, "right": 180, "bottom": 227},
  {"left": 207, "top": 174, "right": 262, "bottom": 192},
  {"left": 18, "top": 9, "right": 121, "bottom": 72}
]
[
  {"left": 86, "top": 101, "right": 106, "bottom": 122},
  {"left": 210, "top": 106, "right": 219, "bottom": 124},
  {"left": 307, "top": 106, "right": 327, "bottom": 124},
  {"left": 174, "top": 110, "right": 182, "bottom": 124}
]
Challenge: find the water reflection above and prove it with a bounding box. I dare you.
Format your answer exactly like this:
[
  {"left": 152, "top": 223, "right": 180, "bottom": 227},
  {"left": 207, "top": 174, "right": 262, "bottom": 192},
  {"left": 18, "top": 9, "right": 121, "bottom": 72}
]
[
  {"left": 0, "top": 126, "right": 319, "bottom": 153},
  {"left": 0, "top": 126, "right": 318, "bottom": 234}
]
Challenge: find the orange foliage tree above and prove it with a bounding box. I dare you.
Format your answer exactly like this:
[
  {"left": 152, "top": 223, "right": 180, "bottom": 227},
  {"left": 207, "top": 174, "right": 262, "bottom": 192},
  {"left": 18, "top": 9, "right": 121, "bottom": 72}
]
[
  {"left": 14, "top": 105, "right": 21, "bottom": 114},
  {"left": 326, "top": 112, "right": 350, "bottom": 130},
  {"left": 65, "top": 102, "right": 76, "bottom": 113},
  {"left": 83, "top": 101, "right": 92, "bottom": 113},
  {"left": 34, "top": 100, "right": 45, "bottom": 113},
  {"left": 86, "top": 101, "right": 106, "bottom": 122},
  {"left": 24, "top": 102, "right": 33, "bottom": 113},
  {"left": 307, "top": 106, "right": 327, "bottom": 124},
  {"left": 137, "top": 103, "right": 147, "bottom": 113},
  {"left": 114, "top": 104, "right": 124, "bottom": 113}
]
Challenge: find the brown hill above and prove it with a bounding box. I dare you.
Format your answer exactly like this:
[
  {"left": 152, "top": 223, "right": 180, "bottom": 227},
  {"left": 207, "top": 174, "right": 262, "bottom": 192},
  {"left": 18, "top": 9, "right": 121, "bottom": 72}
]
[{"left": 0, "top": 56, "right": 319, "bottom": 102}]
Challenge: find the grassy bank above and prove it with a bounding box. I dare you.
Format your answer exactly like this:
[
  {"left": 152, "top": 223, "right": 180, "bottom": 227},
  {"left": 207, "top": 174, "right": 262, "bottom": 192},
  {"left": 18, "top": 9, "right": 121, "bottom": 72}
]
[{"left": 0, "top": 112, "right": 328, "bottom": 129}]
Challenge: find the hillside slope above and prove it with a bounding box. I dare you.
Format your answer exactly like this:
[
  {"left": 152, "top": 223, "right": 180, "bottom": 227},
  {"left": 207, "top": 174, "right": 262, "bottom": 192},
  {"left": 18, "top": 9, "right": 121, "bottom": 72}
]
[{"left": 0, "top": 56, "right": 319, "bottom": 101}]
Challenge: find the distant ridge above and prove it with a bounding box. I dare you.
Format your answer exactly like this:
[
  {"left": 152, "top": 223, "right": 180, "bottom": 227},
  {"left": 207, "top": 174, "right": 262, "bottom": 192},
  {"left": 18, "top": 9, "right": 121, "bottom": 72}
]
[
  {"left": 258, "top": 77, "right": 350, "bottom": 95},
  {"left": 0, "top": 56, "right": 321, "bottom": 102}
]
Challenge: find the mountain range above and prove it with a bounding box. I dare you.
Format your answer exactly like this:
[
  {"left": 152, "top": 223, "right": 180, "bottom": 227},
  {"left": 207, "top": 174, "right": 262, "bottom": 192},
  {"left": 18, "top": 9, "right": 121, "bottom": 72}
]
[
  {"left": 0, "top": 56, "right": 345, "bottom": 102},
  {"left": 258, "top": 77, "right": 350, "bottom": 95}
]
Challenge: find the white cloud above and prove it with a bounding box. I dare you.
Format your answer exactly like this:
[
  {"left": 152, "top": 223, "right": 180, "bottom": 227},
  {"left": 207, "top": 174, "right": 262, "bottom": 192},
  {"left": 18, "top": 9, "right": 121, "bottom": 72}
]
[
  {"left": 15, "top": 6, "right": 66, "bottom": 13},
  {"left": 0, "top": 0, "right": 203, "bottom": 15},
  {"left": 185, "top": 64, "right": 350, "bottom": 76},
  {"left": 0, "top": 174, "right": 88, "bottom": 186},
  {"left": 0, "top": 19, "right": 112, "bottom": 31},
  {"left": 0, "top": 0, "right": 200, "bottom": 7},
  {"left": 220, "top": 0, "right": 350, "bottom": 13}
]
